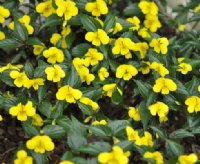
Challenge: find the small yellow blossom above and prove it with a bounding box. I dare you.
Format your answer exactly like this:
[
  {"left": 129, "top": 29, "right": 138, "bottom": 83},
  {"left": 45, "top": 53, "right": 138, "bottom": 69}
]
[
  {"left": 0, "top": 5, "right": 10, "bottom": 24},
  {"left": 32, "top": 114, "right": 44, "bottom": 126},
  {"left": 85, "top": 0, "right": 108, "bottom": 17},
  {"left": 151, "top": 62, "right": 169, "bottom": 77},
  {"left": 36, "top": 0, "right": 55, "bottom": 17},
  {"left": 143, "top": 151, "right": 164, "bottom": 164},
  {"left": 59, "top": 161, "right": 74, "bottom": 164},
  {"left": 185, "top": 96, "right": 200, "bottom": 113},
  {"left": 92, "top": 120, "right": 107, "bottom": 125},
  {"left": 178, "top": 24, "right": 186, "bottom": 31},
  {"left": 113, "top": 22, "right": 123, "bottom": 34},
  {"left": 138, "top": 1, "right": 158, "bottom": 15},
  {"left": 0, "top": 31, "right": 5, "bottom": 40},
  {"left": 84, "top": 48, "right": 104, "bottom": 66},
  {"left": 79, "top": 97, "right": 99, "bottom": 110},
  {"left": 144, "top": 15, "right": 161, "bottom": 32},
  {"left": 98, "top": 146, "right": 130, "bottom": 164},
  {"left": 73, "top": 57, "right": 87, "bottom": 71},
  {"left": 26, "top": 135, "right": 54, "bottom": 153},
  {"left": 134, "top": 42, "right": 149, "bottom": 59},
  {"left": 153, "top": 77, "right": 177, "bottom": 94},
  {"left": 45, "top": 65, "right": 65, "bottom": 82},
  {"left": 194, "top": 4, "right": 200, "bottom": 12},
  {"left": 55, "top": 0, "right": 78, "bottom": 21},
  {"left": 177, "top": 63, "right": 192, "bottom": 74},
  {"left": 9, "top": 101, "right": 36, "bottom": 121},
  {"left": 150, "top": 37, "right": 169, "bottom": 55},
  {"left": 139, "top": 61, "right": 151, "bottom": 74},
  {"left": 10, "top": 71, "right": 30, "bottom": 88},
  {"left": 126, "top": 126, "right": 140, "bottom": 141},
  {"left": 178, "top": 153, "right": 198, "bottom": 164},
  {"left": 85, "top": 29, "right": 109, "bottom": 46},
  {"left": 0, "top": 63, "right": 22, "bottom": 73},
  {"left": 116, "top": 64, "right": 138, "bottom": 80},
  {"left": 138, "top": 27, "right": 151, "bottom": 38},
  {"left": 43, "top": 47, "right": 64, "bottom": 64},
  {"left": 79, "top": 68, "right": 95, "bottom": 85},
  {"left": 128, "top": 107, "right": 141, "bottom": 121},
  {"left": 29, "top": 78, "right": 45, "bottom": 90},
  {"left": 56, "top": 85, "right": 82, "bottom": 103},
  {"left": 148, "top": 101, "right": 169, "bottom": 122},
  {"left": 14, "top": 150, "right": 33, "bottom": 164},
  {"left": 33, "top": 44, "right": 45, "bottom": 55},
  {"left": 98, "top": 67, "right": 109, "bottom": 81},
  {"left": 126, "top": 16, "right": 140, "bottom": 31},
  {"left": 103, "top": 83, "right": 117, "bottom": 97},
  {"left": 50, "top": 33, "right": 68, "bottom": 49},
  {"left": 0, "top": 115, "right": 3, "bottom": 121}
]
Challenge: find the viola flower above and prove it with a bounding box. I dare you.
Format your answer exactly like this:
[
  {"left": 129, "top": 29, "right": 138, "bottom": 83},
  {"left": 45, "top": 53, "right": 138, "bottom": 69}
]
[
  {"left": 134, "top": 42, "right": 149, "bottom": 59},
  {"left": 55, "top": 0, "right": 78, "bottom": 21},
  {"left": 112, "top": 38, "right": 136, "bottom": 59},
  {"left": 139, "top": 131, "right": 154, "bottom": 147},
  {"left": 59, "top": 161, "right": 74, "bottom": 164},
  {"left": 178, "top": 153, "right": 198, "bottom": 164},
  {"left": 85, "top": 29, "right": 109, "bottom": 46},
  {"left": 91, "top": 120, "right": 107, "bottom": 125},
  {"left": 29, "top": 78, "right": 45, "bottom": 90},
  {"left": 36, "top": 0, "right": 55, "bottom": 17},
  {"left": 0, "top": 5, "right": 10, "bottom": 24},
  {"left": 126, "top": 16, "right": 140, "bottom": 31},
  {"left": 26, "top": 135, "right": 54, "bottom": 153},
  {"left": 43, "top": 47, "right": 64, "bottom": 64},
  {"left": 126, "top": 126, "right": 140, "bottom": 141},
  {"left": 9, "top": 101, "right": 36, "bottom": 121},
  {"left": 177, "top": 63, "right": 192, "bottom": 74},
  {"left": 138, "top": 28, "right": 151, "bottom": 38},
  {"left": 45, "top": 64, "right": 65, "bottom": 82},
  {"left": 32, "top": 114, "right": 43, "bottom": 127},
  {"left": 103, "top": 83, "right": 117, "bottom": 97},
  {"left": 153, "top": 77, "right": 177, "bottom": 94},
  {"left": 138, "top": 1, "right": 158, "bottom": 15},
  {"left": 144, "top": 15, "right": 161, "bottom": 33},
  {"left": 98, "top": 67, "right": 109, "bottom": 81},
  {"left": 85, "top": 0, "right": 108, "bottom": 17},
  {"left": 98, "top": 146, "right": 130, "bottom": 164},
  {"left": 84, "top": 48, "right": 104, "bottom": 66},
  {"left": 10, "top": 71, "right": 30, "bottom": 88},
  {"left": 148, "top": 101, "right": 169, "bottom": 122},
  {"left": 150, "top": 37, "right": 169, "bottom": 55},
  {"left": 116, "top": 64, "right": 138, "bottom": 81},
  {"left": 56, "top": 85, "right": 82, "bottom": 103},
  {"left": 79, "top": 97, "right": 99, "bottom": 110},
  {"left": 143, "top": 151, "right": 164, "bottom": 164},
  {"left": 0, "top": 115, "right": 3, "bottom": 121},
  {"left": 14, "top": 150, "right": 33, "bottom": 164},
  {"left": 185, "top": 96, "right": 200, "bottom": 113},
  {"left": 113, "top": 22, "right": 123, "bottom": 34},
  {"left": 79, "top": 68, "right": 95, "bottom": 85},
  {"left": 73, "top": 57, "right": 87, "bottom": 71},
  {"left": 139, "top": 61, "right": 151, "bottom": 74},
  {"left": 128, "top": 107, "right": 141, "bottom": 121},
  {"left": 194, "top": 4, "right": 200, "bottom": 12},
  {"left": 33, "top": 44, "right": 45, "bottom": 55},
  {"left": 0, "top": 31, "right": 5, "bottom": 40},
  {"left": 150, "top": 62, "right": 169, "bottom": 77},
  {"left": 0, "top": 63, "right": 22, "bottom": 73}
]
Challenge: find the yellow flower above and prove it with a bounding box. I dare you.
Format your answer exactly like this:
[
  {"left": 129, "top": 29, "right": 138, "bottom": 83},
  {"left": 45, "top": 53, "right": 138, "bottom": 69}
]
[
  {"left": 50, "top": 33, "right": 68, "bottom": 49},
  {"left": 178, "top": 24, "right": 186, "bottom": 31},
  {"left": 178, "top": 153, "right": 198, "bottom": 164},
  {"left": 138, "top": 27, "right": 150, "bottom": 38},
  {"left": 79, "top": 97, "right": 99, "bottom": 110},
  {"left": 185, "top": 96, "right": 200, "bottom": 113},
  {"left": 112, "top": 38, "right": 135, "bottom": 59},
  {"left": 84, "top": 48, "right": 104, "bottom": 66},
  {"left": 32, "top": 114, "right": 43, "bottom": 126},
  {"left": 116, "top": 64, "right": 138, "bottom": 80},
  {"left": 198, "top": 85, "right": 200, "bottom": 92},
  {"left": 79, "top": 68, "right": 95, "bottom": 85},
  {"left": 139, "top": 61, "right": 151, "bottom": 74},
  {"left": 73, "top": 57, "right": 87, "bottom": 71},
  {"left": 33, "top": 44, "right": 45, "bottom": 55},
  {"left": 85, "top": 29, "right": 109, "bottom": 46},
  {"left": 0, "top": 5, "right": 10, "bottom": 24},
  {"left": 0, "top": 115, "right": 3, "bottom": 121},
  {"left": 10, "top": 71, "right": 30, "bottom": 88},
  {"left": 85, "top": 0, "right": 108, "bottom": 17},
  {"left": 0, "top": 63, "right": 22, "bottom": 73},
  {"left": 92, "top": 120, "right": 107, "bottom": 125},
  {"left": 14, "top": 150, "right": 33, "bottom": 164},
  {"left": 55, "top": 0, "right": 78, "bottom": 21},
  {"left": 126, "top": 126, "right": 140, "bottom": 141},
  {"left": 144, "top": 15, "right": 161, "bottom": 32},
  {"left": 153, "top": 77, "right": 177, "bottom": 94},
  {"left": 103, "top": 83, "right": 117, "bottom": 97},
  {"left": 113, "top": 22, "right": 123, "bottom": 34},
  {"left": 56, "top": 85, "right": 82, "bottom": 103},
  {"left": 143, "top": 151, "right": 164, "bottom": 164},
  {"left": 150, "top": 37, "right": 169, "bottom": 55},
  {"left": 151, "top": 62, "right": 169, "bottom": 77},
  {"left": 98, "top": 146, "right": 130, "bottom": 164},
  {"left": 134, "top": 42, "right": 149, "bottom": 59},
  {"left": 26, "top": 135, "right": 54, "bottom": 153},
  {"left": 9, "top": 101, "right": 36, "bottom": 121},
  {"left": 177, "top": 63, "right": 192, "bottom": 74},
  {"left": 194, "top": 4, "right": 200, "bottom": 12},
  {"left": 36, "top": 0, "right": 55, "bottom": 17},
  {"left": 98, "top": 67, "right": 109, "bottom": 81},
  {"left": 29, "top": 78, "right": 45, "bottom": 90},
  {"left": 148, "top": 101, "right": 169, "bottom": 122},
  {"left": 126, "top": 16, "right": 140, "bottom": 31},
  {"left": 139, "top": 131, "right": 154, "bottom": 147},
  {"left": 128, "top": 107, "right": 141, "bottom": 121},
  {"left": 138, "top": 1, "right": 158, "bottom": 15},
  {"left": 59, "top": 161, "right": 74, "bottom": 164},
  {"left": 43, "top": 47, "right": 64, "bottom": 64},
  {"left": 0, "top": 31, "right": 5, "bottom": 40},
  {"left": 45, "top": 64, "right": 65, "bottom": 82},
  {"left": 19, "top": 15, "right": 34, "bottom": 34}
]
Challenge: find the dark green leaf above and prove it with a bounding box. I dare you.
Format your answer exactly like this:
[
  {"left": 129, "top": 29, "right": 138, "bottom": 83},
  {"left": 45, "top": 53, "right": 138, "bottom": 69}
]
[
  {"left": 43, "top": 125, "right": 66, "bottom": 139},
  {"left": 71, "top": 43, "right": 91, "bottom": 57},
  {"left": 38, "top": 101, "right": 52, "bottom": 118},
  {"left": 0, "top": 39, "right": 22, "bottom": 49},
  {"left": 166, "top": 140, "right": 184, "bottom": 156},
  {"left": 22, "top": 121, "right": 39, "bottom": 136},
  {"left": 14, "top": 19, "right": 28, "bottom": 41},
  {"left": 104, "top": 12, "right": 116, "bottom": 33},
  {"left": 169, "top": 129, "right": 194, "bottom": 139}
]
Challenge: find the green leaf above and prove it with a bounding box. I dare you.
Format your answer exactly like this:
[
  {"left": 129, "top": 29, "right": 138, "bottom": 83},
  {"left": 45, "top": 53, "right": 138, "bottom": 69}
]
[
  {"left": 77, "top": 142, "right": 111, "bottom": 156},
  {"left": 71, "top": 43, "right": 91, "bottom": 57},
  {"left": 81, "top": 87, "right": 103, "bottom": 101},
  {"left": 123, "top": 3, "right": 142, "bottom": 17},
  {"left": 30, "top": 151, "right": 47, "bottom": 164},
  {"left": 0, "top": 70, "right": 14, "bottom": 87},
  {"left": 150, "top": 126, "right": 166, "bottom": 139},
  {"left": 22, "top": 121, "right": 39, "bottom": 136},
  {"left": 80, "top": 14, "right": 102, "bottom": 31},
  {"left": 134, "top": 80, "right": 149, "bottom": 98},
  {"left": 34, "top": 60, "right": 48, "bottom": 78},
  {"left": 108, "top": 120, "right": 128, "bottom": 136},
  {"left": 104, "top": 12, "right": 116, "bottom": 33},
  {"left": 185, "top": 77, "right": 199, "bottom": 95},
  {"left": 169, "top": 129, "right": 194, "bottom": 139},
  {"left": 14, "top": 19, "right": 28, "bottom": 41},
  {"left": 77, "top": 101, "right": 94, "bottom": 115},
  {"left": 189, "top": 12, "right": 200, "bottom": 22},
  {"left": 38, "top": 101, "right": 52, "bottom": 118},
  {"left": 43, "top": 125, "right": 66, "bottom": 139},
  {"left": 0, "top": 39, "right": 22, "bottom": 49},
  {"left": 146, "top": 91, "right": 157, "bottom": 107},
  {"left": 111, "top": 87, "right": 123, "bottom": 104},
  {"left": 88, "top": 125, "right": 112, "bottom": 137},
  {"left": 66, "top": 65, "right": 81, "bottom": 88},
  {"left": 166, "top": 140, "right": 184, "bottom": 156},
  {"left": 56, "top": 116, "right": 71, "bottom": 131},
  {"left": 27, "top": 37, "right": 42, "bottom": 45},
  {"left": 24, "top": 60, "right": 34, "bottom": 78},
  {"left": 116, "top": 141, "right": 133, "bottom": 151},
  {"left": 37, "top": 85, "right": 48, "bottom": 103}
]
